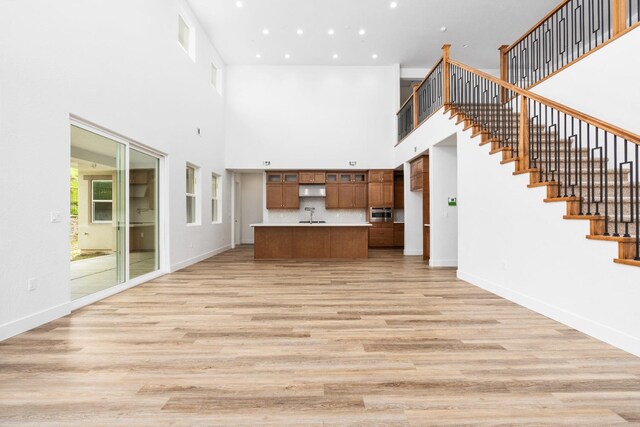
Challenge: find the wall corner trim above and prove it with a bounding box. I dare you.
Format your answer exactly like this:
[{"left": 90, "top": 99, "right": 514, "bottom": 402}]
[
  {"left": 0, "top": 302, "right": 71, "bottom": 342},
  {"left": 457, "top": 270, "right": 640, "bottom": 358}
]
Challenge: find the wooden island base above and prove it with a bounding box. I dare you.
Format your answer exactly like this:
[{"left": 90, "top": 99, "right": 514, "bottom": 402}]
[{"left": 253, "top": 225, "right": 370, "bottom": 259}]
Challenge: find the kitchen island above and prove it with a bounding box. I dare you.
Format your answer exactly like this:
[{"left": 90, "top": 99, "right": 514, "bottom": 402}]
[{"left": 251, "top": 223, "right": 372, "bottom": 260}]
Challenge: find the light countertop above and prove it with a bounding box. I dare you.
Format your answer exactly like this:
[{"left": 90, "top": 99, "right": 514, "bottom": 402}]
[{"left": 251, "top": 223, "right": 372, "bottom": 227}]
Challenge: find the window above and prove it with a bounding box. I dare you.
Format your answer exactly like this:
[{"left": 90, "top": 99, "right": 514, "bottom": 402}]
[
  {"left": 211, "top": 63, "right": 218, "bottom": 88},
  {"left": 178, "top": 15, "right": 190, "bottom": 53},
  {"left": 211, "top": 173, "right": 221, "bottom": 223},
  {"left": 186, "top": 164, "right": 199, "bottom": 224},
  {"left": 178, "top": 13, "right": 195, "bottom": 60},
  {"left": 92, "top": 180, "right": 113, "bottom": 223}
]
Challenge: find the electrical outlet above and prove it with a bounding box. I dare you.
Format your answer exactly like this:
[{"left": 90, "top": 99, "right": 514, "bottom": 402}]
[
  {"left": 28, "top": 278, "right": 38, "bottom": 291},
  {"left": 189, "top": 242, "right": 194, "bottom": 248}
]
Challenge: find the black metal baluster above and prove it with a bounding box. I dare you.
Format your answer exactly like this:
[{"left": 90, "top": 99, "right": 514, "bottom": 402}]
[
  {"left": 635, "top": 143, "right": 639, "bottom": 260},
  {"left": 604, "top": 133, "right": 609, "bottom": 235},
  {"left": 614, "top": 136, "right": 620, "bottom": 235}
]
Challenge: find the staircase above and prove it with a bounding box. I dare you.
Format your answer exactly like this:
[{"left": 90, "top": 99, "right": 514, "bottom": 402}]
[{"left": 445, "top": 60, "right": 640, "bottom": 267}]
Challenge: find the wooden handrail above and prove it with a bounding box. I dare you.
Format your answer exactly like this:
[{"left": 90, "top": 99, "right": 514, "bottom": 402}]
[
  {"left": 396, "top": 93, "right": 414, "bottom": 115},
  {"left": 505, "top": 0, "right": 571, "bottom": 53},
  {"left": 447, "top": 58, "right": 640, "bottom": 145}
]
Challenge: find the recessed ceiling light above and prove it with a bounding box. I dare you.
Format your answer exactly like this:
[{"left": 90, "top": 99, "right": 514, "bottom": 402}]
[
  {"left": 390, "top": 1, "right": 398, "bottom": 8},
  {"left": 328, "top": 28, "right": 335, "bottom": 35},
  {"left": 235, "top": 1, "right": 243, "bottom": 7},
  {"left": 440, "top": 26, "right": 447, "bottom": 32},
  {"left": 332, "top": 53, "right": 339, "bottom": 59},
  {"left": 284, "top": 53, "right": 291, "bottom": 59},
  {"left": 359, "top": 29, "right": 366, "bottom": 36},
  {"left": 372, "top": 54, "right": 378, "bottom": 59},
  {"left": 297, "top": 28, "right": 304, "bottom": 35},
  {"left": 262, "top": 28, "right": 269, "bottom": 35},
  {"left": 255, "top": 53, "right": 261, "bottom": 59}
]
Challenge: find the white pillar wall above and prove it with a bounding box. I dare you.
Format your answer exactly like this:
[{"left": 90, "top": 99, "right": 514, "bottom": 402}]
[
  {"left": 429, "top": 142, "right": 459, "bottom": 267},
  {"left": 403, "top": 160, "right": 424, "bottom": 256}
]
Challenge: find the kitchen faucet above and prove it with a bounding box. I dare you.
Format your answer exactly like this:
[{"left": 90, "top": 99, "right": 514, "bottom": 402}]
[{"left": 304, "top": 206, "right": 315, "bottom": 223}]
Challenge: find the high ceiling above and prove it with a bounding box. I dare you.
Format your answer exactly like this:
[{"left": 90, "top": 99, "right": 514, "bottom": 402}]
[{"left": 187, "top": 0, "right": 559, "bottom": 68}]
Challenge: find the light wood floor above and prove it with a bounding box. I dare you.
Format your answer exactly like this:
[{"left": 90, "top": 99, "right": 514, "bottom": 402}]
[{"left": 2, "top": 246, "right": 640, "bottom": 426}]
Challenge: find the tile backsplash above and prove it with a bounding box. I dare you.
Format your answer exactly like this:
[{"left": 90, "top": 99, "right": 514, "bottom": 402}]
[{"left": 264, "top": 197, "right": 367, "bottom": 224}]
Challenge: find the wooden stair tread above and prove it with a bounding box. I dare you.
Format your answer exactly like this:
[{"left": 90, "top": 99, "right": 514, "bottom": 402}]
[
  {"left": 586, "top": 235, "right": 636, "bottom": 243},
  {"left": 563, "top": 215, "right": 606, "bottom": 220},
  {"left": 544, "top": 196, "right": 580, "bottom": 202},
  {"left": 614, "top": 258, "right": 640, "bottom": 267}
]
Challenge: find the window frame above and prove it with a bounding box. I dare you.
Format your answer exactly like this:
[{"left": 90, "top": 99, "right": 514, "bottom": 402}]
[
  {"left": 177, "top": 12, "right": 196, "bottom": 61},
  {"left": 186, "top": 163, "right": 200, "bottom": 225},
  {"left": 91, "top": 179, "right": 113, "bottom": 224},
  {"left": 211, "top": 173, "right": 221, "bottom": 224}
]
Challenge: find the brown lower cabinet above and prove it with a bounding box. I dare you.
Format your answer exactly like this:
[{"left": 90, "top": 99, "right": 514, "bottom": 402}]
[
  {"left": 393, "top": 223, "right": 404, "bottom": 247},
  {"left": 369, "top": 223, "right": 394, "bottom": 247},
  {"left": 254, "top": 226, "right": 369, "bottom": 259}
]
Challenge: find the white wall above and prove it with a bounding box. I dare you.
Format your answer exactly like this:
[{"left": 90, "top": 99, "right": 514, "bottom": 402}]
[
  {"left": 429, "top": 142, "right": 458, "bottom": 267},
  {"left": 395, "top": 100, "right": 640, "bottom": 356},
  {"left": 225, "top": 66, "right": 397, "bottom": 170},
  {"left": 457, "top": 128, "right": 640, "bottom": 357},
  {"left": 0, "top": 0, "right": 231, "bottom": 340},
  {"left": 531, "top": 28, "right": 640, "bottom": 135},
  {"left": 239, "top": 173, "right": 263, "bottom": 244}
]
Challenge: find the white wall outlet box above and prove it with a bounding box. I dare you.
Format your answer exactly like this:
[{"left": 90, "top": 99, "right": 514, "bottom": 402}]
[
  {"left": 27, "top": 278, "right": 38, "bottom": 291},
  {"left": 50, "top": 211, "right": 61, "bottom": 223}
]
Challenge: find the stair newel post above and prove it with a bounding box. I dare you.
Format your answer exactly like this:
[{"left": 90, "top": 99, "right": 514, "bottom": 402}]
[
  {"left": 412, "top": 84, "right": 419, "bottom": 130},
  {"left": 499, "top": 45, "right": 509, "bottom": 103},
  {"left": 442, "top": 44, "right": 451, "bottom": 110},
  {"left": 612, "top": 0, "right": 628, "bottom": 36},
  {"left": 518, "top": 95, "right": 530, "bottom": 171}
]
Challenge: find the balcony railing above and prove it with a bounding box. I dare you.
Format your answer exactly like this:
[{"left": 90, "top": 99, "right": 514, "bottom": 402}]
[
  {"left": 396, "top": 46, "right": 449, "bottom": 144},
  {"left": 499, "top": 0, "right": 640, "bottom": 89}
]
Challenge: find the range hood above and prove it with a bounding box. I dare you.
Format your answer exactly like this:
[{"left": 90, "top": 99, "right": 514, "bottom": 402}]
[{"left": 299, "top": 185, "right": 326, "bottom": 198}]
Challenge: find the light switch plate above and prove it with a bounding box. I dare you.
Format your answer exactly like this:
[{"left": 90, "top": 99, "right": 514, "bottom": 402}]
[
  {"left": 28, "top": 278, "right": 38, "bottom": 291},
  {"left": 50, "top": 211, "right": 61, "bottom": 223}
]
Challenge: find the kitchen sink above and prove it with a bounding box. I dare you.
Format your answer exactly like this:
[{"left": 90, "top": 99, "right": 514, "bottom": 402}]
[{"left": 298, "top": 220, "right": 327, "bottom": 224}]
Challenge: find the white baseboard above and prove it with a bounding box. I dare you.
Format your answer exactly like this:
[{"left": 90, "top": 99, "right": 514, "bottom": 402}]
[
  {"left": 457, "top": 270, "right": 640, "bottom": 358},
  {"left": 404, "top": 249, "right": 423, "bottom": 256},
  {"left": 0, "top": 302, "right": 71, "bottom": 342},
  {"left": 170, "top": 244, "right": 232, "bottom": 272},
  {"left": 430, "top": 258, "right": 458, "bottom": 267},
  {"left": 70, "top": 270, "right": 166, "bottom": 311}
]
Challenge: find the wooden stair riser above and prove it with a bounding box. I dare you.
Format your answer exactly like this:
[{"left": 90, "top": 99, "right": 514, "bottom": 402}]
[{"left": 619, "top": 241, "right": 638, "bottom": 260}]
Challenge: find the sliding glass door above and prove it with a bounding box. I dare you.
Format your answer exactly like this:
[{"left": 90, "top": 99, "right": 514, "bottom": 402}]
[
  {"left": 70, "top": 125, "right": 126, "bottom": 300},
  {"left": 70, "top": 124, "right": 162, "bottom": 302},
  {"left": 129, "top": 148, "right": 159, "bottom": 279}
]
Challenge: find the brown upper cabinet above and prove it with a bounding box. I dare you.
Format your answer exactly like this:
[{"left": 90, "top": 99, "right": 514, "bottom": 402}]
[
  {"left": 130, "top": 170, "right": 150, "bottom": 184},
  {"left": 368, "top": 170, "right": 394, "bottom": 207},
  {"left": 325, "top": 172, "right": 367, "bottom": 209},
  {"left": 267, "top": 172, "right": 299, "bottom": 184},
  {"left": 266, "top": 171, "right": 299, "bottom": 209},
  {"left": 369, "top": 170, "right": 393, "bottom": 183},
  {"left": 338, "top": 183, "right": 367, "bottom": 209},
  {"left": 410, "top": 157, "right": 427, "bottom": 192},
  {"left": 299, "top": 171, "right": 326, "bottom": 184}
]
